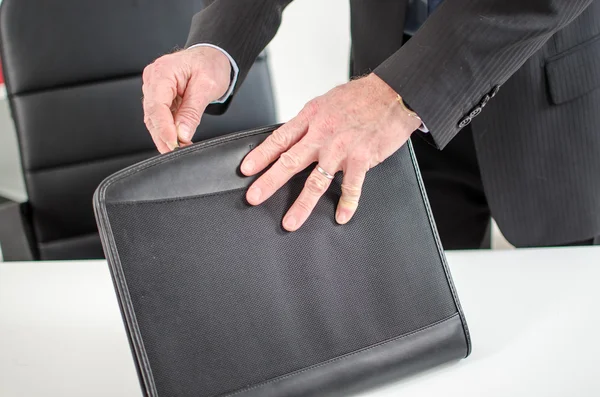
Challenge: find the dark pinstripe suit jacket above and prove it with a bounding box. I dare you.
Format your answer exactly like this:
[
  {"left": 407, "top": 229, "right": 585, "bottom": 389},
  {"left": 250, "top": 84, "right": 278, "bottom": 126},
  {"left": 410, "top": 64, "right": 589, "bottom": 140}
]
[{"left": 187, "top": 0, "right": 600, "bottom": 246}]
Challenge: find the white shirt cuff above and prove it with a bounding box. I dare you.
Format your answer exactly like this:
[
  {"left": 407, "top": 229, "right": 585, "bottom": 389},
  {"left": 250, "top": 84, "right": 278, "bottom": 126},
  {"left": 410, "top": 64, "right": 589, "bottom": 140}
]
[
  {"left": 418, "top": 121, "right": 429, "bottom": 133},
  {"left": 187, "top": 43, "right": 239, "bottom": 104}
]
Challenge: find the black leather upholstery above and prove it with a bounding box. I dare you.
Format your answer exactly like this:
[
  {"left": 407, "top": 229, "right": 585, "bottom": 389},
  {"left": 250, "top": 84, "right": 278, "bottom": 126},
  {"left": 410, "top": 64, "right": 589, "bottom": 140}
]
[
  {"left": 0, "top": 197, "right": 35, "bottom": 261},
  {"left": 0, "top": 0, "right": 276, "bottom": 260}
]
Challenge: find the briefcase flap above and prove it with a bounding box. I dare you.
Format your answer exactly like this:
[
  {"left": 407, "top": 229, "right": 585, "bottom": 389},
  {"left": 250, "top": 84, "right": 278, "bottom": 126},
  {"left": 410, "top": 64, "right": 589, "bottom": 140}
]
[{"left": 94, "top": 125, "right": 470, "bottom": 397}]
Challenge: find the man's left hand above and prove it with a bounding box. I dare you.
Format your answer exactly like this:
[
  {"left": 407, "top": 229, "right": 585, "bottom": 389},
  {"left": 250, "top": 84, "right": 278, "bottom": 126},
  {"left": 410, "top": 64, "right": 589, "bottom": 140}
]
[{"left": 240, "top": 73, "right": 422, "bottom": 231}]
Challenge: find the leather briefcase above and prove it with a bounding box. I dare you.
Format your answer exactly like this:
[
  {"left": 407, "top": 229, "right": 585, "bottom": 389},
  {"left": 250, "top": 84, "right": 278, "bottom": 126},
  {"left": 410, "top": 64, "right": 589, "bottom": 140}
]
[{"left": 94, "top": 125, "right": 470, "bottom": 397}]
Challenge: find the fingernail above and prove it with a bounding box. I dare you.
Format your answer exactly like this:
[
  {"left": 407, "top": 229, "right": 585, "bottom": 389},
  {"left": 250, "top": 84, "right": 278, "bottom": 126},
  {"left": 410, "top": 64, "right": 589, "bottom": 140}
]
[
  {"left": 241, "top": 159, "right": 255, "bottom": 175},
  {"left": 177, "top": 123, "right": 193, "bottom": 142},
  {"left": 166, "top": 141, "right": 179, "bottom": 151},
  {"left": 336, "top": 209, "right": 350, "bottom": 224},
  {"left": 283, "top": 215, "right": 297, "bottom": 230},
  {"left": 247, "top": 186, "right": 261, "bottom": 203}
]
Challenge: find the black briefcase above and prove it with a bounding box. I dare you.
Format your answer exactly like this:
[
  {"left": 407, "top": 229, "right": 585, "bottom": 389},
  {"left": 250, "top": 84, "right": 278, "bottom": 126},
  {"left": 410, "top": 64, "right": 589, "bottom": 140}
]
[{"left": 94, "top": 125, "right": 470, "bottom": 397}]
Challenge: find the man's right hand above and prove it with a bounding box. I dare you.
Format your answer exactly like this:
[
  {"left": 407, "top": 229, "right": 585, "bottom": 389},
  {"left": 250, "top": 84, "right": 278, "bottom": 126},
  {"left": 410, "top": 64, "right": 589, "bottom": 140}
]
[{"left": 142, "top": 46, "right": 232, "bottom": 153}]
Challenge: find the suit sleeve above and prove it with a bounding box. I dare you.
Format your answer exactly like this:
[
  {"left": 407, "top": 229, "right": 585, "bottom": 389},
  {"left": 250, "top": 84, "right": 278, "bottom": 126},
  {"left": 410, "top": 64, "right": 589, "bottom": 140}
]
[
  {"left": 185, "top": 0, "right": 294, "bottom": 115},
  {"left": 373, "top": 0, "right": 594, "bottom": 149}
]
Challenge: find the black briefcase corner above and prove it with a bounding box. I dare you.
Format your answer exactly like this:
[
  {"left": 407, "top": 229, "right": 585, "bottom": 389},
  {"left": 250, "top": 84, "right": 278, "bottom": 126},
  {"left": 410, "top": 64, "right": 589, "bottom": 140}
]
[{"left": 94, "top": 125, "right": 470, "bottom": 397}]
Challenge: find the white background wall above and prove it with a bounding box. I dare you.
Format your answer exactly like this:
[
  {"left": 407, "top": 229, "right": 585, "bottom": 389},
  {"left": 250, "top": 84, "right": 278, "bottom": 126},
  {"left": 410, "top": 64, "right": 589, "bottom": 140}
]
[{"left": 267, "top": 0, "right": 351, "bottom": 122}]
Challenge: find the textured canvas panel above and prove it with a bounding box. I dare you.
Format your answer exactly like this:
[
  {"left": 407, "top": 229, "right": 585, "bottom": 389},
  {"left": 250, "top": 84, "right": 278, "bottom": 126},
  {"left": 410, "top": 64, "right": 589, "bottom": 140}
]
[{"left": 95, "top": 127, "right": 469, "bottom": 397}]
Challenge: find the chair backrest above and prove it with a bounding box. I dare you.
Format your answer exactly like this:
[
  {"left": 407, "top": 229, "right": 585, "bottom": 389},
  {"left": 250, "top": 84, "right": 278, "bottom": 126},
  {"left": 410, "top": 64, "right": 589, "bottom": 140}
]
[{"left": 0, "top": 0, "right": 277, "bottom": 260}]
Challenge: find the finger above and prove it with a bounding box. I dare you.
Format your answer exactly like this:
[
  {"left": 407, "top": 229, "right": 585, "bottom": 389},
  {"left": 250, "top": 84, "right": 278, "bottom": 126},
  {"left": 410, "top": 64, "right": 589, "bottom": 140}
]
[
  {"left": 149, "top": 132, "right": 171, "bottom": 154},
  {"left": 174, "top": 76, "right": 211, "bottom": 145},
  {"left": 241, "top": 113, "right": 309, "bottom": 176},
  {"left": 282, "top": 161, "right": 339, "bottom": 232},
  {"left": 144, "top": 106, "right": 173, "bottom": 154},
  {"left": 143, "top": 77, "right": 178, "bottom": 151},
  {"left": 336, "top": 162, "right": 367, "bottom": 225},
  {"left": 246, "top": 139, "right": 316, "bottom": 206},
  {"left": 170, "top": 95, "right": 183, "bottom": 113}
]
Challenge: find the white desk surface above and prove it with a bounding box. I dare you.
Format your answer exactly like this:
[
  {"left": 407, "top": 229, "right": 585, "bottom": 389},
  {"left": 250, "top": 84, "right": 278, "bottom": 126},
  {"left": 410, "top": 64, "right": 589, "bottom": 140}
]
[{"left": 1, "top": 247, "right": 599, "bottom": 397}]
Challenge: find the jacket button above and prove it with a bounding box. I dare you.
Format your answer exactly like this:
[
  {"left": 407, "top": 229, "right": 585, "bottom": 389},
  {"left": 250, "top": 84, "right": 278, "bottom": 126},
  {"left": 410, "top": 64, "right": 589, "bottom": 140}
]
[
  {"left": 480, "top": 94, "right": 491, "bottom": 108},
  {"left": 458, "top": 117, "right": 472, "bottom": 128},
  {"left": 490, "top": 85, "right": 500, "bottom": 98},
  {"left": 469, "top": 107, "right": 482, "bottom": 118}
]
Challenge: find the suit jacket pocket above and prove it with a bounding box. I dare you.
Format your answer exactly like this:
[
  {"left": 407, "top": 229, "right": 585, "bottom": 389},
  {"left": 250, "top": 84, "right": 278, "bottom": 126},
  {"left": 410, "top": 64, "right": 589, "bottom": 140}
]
[{"left": 545, "top": 34, "right": 600, "bottom": 105}]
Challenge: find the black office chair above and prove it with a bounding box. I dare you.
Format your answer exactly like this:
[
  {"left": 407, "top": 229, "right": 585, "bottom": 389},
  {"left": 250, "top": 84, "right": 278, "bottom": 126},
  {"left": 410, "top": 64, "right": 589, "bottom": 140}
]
[{"left": 0, "top": 0, "right": 277, "bottom": 261}]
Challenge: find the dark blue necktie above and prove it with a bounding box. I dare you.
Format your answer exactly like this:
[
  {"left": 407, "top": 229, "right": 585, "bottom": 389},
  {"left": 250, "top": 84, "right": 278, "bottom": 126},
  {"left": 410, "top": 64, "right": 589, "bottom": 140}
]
[
  {"left": 428, "top": 0, "right": 444, "bottom": 15},
  {"left": 404, "top": 0, "right": 445, "bottom": 36}
]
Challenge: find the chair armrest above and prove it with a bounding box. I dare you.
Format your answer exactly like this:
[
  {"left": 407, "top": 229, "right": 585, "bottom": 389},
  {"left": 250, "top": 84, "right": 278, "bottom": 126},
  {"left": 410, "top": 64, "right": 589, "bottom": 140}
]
[{"left": 0, "top": 197, "right": 36, "bottom": 261}]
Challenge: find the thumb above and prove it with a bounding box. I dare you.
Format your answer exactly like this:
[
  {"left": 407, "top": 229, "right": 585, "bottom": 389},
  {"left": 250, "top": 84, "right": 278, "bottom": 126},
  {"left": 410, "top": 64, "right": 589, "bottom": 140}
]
[{"left": 174, "top": 77, "right": 211, "bottom": 144}]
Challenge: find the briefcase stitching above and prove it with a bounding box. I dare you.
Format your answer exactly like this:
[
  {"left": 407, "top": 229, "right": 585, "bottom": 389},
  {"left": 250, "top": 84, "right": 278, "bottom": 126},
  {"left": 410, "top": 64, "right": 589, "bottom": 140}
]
[
  {"left": 407, "top": 140, "right": 471, "bottom": 356},
  {"left": 94, "top": 190, "right": 159, "bottom": 397},
  {"left": 220, "top": 313, "right": 460, "bottom": 397}
]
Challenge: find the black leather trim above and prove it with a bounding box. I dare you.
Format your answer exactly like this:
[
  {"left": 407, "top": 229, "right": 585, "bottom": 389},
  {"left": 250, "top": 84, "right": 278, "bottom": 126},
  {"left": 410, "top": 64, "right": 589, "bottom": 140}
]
[
  {"left": 104, "top": 125, "right": 281, "bottom": 204},
  {"left": 407, "top": 139, "right": 472, "bottom": 356},
  {"left": 223, "top": 314, "right": 466, "bottom": 397},
  {"left": 95, "top": 193, "right": 158, "bottom": 397},
  {"left": 105, "top": 134, "right": 268, "bottom": 203},
  {"left": 94, "top": 126, "right": 470, "bottom": 397}
]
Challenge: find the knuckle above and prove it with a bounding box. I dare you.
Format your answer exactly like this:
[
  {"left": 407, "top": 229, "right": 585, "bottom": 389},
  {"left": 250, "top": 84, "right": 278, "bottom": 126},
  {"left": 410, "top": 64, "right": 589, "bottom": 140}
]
[
  {"left": 144, "top": 120, "right": 153, "bottom": 133},
  {"left": 145, "top": 55, "right": 180, "bottom": 83},
  {"left": 150, "top": 58, "right": 175, "bottom": 79},
  {"left": 152, "top": 55, "right": 169, "bottom": 68},
  {"left": 146, "top": 113, "right": 167, "bottom": 130},
  {"left": 170, "top": 96, "right": 182, "bottom": 112},
  {"left": 145, "top": 102, "right": 160, "bottom": 116},
  {"left": 303, "top": 100, "right": 320, "bottom": 117},
  {"left": 278, "top": 151, "right": 301, "bottom": 173},
  {"left": 295, "top": 199, "right": 313, "bottom": 214},
  {"left": 341, "top": 183, "right": 362, "bottom": 200},
  {"left": 177, "top": 106, "right": 202, "bottom": 123},
  {"left": 261, "top": 174, "right": 277, "bottom": 191},
  {"left": 150, "top": 62, "right": 165, "bottom": 78},
  {"left": 269, "top": 129, "right": 291, "bottom": 150},
  {"left": 305, "top": 175, "right": 328, "bottom": 195},
  {"left": 150, "top": 120, "right": 166, "bottom": 132},
  {"left": 200, "top": 74, "right": 219, "bottom": 93},
  {"left": 142, "top": 64, "right": 153, "bottom": 82},
  {"left": 143, "top": 110, "right": 155, "bottom": 126}
]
